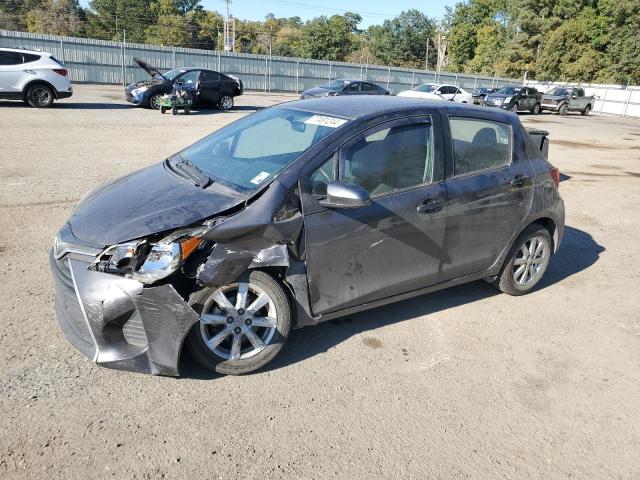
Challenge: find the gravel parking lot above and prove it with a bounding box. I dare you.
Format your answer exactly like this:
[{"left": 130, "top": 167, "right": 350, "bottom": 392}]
[{"left": 1, "top": 85, "right": 639, "bottom": 479}]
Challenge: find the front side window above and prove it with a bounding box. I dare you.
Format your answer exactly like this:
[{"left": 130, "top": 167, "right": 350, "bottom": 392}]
[
  {"left": 414, "top": 84, "right": 438, "bottom": 93},
  {"left": 178, "top": 70, "right": 200, "bottom": 84},
  {"left": 341, "top": 121, "right": 434, "bottom": 197},
  {"left": 181, "top": 108, "right": 345, "bottom": 192},
  {"left": 344, "top": 83, "right": 360, "bottom": 93},
  {"left": 321, "top": 79, "right": 348, "bottom": 91},
  {"left": 449, "top": 117, "right": 512, "bottom": 176}
]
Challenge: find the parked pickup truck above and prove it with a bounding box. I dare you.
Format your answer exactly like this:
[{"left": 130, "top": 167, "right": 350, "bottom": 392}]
[{"left": 541, "top": 87, "right": 594, "bottom": 116}]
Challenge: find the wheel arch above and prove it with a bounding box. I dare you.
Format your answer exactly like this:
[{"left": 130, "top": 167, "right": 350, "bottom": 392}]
[{"left": 22, "top": 79, "right": 59, "bottom": 100}]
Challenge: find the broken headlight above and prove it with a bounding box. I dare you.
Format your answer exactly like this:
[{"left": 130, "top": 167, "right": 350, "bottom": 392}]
[{"left": 92, "top": 226, "right": 209, "bottom": 284}]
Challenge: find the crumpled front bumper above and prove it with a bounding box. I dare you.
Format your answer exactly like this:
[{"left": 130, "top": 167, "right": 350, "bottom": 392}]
[{"left": 50, "top": 250, "right": 199, "bottom": 376}]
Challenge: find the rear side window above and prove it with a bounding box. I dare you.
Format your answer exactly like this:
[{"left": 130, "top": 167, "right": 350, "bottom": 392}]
[
  {"left": 22, "top": 53, "right": 41, "bottom": 63},
  {"left": 204, "top": 71, "right": 220, "bottom": 82},
  {"left": 0, "top": 51, "right": 24, "bottom": 65},
  {"left": 361, "top": 83, "right": 377, "bottom": 92},
  {"left": 449, "top": 117, "right": 512, "bottom": 176}
]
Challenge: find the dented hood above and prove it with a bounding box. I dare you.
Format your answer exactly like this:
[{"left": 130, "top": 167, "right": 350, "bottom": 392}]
[{"left": 68, "top": 163, "right": 247, "bottom": 246}]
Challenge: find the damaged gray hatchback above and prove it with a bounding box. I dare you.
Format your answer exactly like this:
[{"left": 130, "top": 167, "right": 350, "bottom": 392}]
[{"left": 50, "top": 96, "right": 564, "bottom": 376}]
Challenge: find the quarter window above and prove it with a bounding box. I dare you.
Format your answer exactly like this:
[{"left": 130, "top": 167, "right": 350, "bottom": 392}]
[
  {"left": 449, "top": 117, "right": 512, "bottom": 176},
  {"left": 22, "top": 53, "right": 41, "bottom": 63}
]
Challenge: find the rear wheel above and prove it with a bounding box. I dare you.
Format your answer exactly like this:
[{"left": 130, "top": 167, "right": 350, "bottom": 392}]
[
  {"left": 172, "top": 106, "right": 177, "bottom": 115},
  {"left": 25, "top": 84, "right": 54, "bottom": 108},
  {"left": 160, "top": 106, "right": 166, "bottom": 114},
  {"left": 219, "top": 95, "right": 234, "bottom": 110},
  {"left": 187, "top": 271, "right": 291, "bottom": 375},
  {"left": 184, "top": 107, "right": 191, "bottom": 115},
  {"left": 581, "top": 104, "right": 591, "bottom": 116},
  {"left": 494, "top": 225, "right": 551, "bottom": 296}
]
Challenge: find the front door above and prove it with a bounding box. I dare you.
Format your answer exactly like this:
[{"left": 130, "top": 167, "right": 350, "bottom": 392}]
[
  {"left": 177, "top": 70, "right": 202, "bottom": 104},
  {"left": 440, "top": 114, "right": 534, "bottom": 280},
  {"left": 302, "top": 115, "right": 448, "bottom": 316}
]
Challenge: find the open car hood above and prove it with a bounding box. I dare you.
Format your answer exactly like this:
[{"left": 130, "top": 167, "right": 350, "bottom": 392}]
[{"left": 133, "top": 57, "right": 166, "bottom": 80}]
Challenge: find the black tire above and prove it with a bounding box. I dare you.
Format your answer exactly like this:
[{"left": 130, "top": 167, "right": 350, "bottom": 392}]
[
  {"left": 559, "top": 104, "right": 568, "bottom": 116},
  {"left": 184, "top": 107, "right": 191, "bottom": 115},
  {"left": 148, "top": 93, "right": 162, "bottom": 110},
  {"left": 160, "top": 106, "right": 166, "bottom": 114},
  {"left": 172, "top": 107, "right": 177, "bottom": 115},
  {"left": 531, "top": 103, "right": 541, "bottom": 114},
  {"left": 493, "top": 225, "right": 552, "bottom": 296},
  {"left": 187, "top": 270, "right": 291, "bottom": 375},
  {"left": 218, "top": 95, "right": 234, "bottom": 110},
  {"left": 509, "top": 103, "right": 519, "bottom": 113},
  {"left": 581, "top": 104, "right": 591, "bottom": 116},
  {"left": 25, "top": 83, "right": 54, "bottom": 108}
]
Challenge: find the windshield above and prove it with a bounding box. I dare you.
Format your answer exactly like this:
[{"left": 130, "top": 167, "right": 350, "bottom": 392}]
[
  {"left": 163, "top": 68, "right": 185, "bottom": 80},
  {"left": 179, "top": 108, "right": 346, "bottom": 192},
  {"left": 320, "top": 79, "right": 349, "bottom": 91},
  {"left": 546, "top": 87, "right": 571, "bottom": 96},
  {"left": 496, "top": 86, "right": 521, "bottom": 95},
  {"left": 414, "top": 84, "right": 438, "bottom": 93}
]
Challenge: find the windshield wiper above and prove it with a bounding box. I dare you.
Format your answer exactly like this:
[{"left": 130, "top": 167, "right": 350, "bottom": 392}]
[{"left": 170, "top": 156, "right": 212, "bottom": 188}]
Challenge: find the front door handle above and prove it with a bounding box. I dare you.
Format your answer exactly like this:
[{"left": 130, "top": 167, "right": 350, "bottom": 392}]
[
  {"left": 511, "top": 175, "right": 531, "bottom": 189},
  {"left": 417, "top": 197, "right": 444, "bottom": 214}
]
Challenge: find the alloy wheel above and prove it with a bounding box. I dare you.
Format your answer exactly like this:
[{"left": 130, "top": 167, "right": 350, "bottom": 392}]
[
  {"left": 30, "top": 87, "right": 51, "bottom": 106},
  {"left": 150, "top": 94, "right": 162, "bottom": 110},
  {"left": 512, "top": 235, "right": 549, "bottom": 287},
  {"left": 220, "top": 95, "right": 233, "bottom": 110},
  {"left": 199, "top": 282, "right": 277, "bottom": 361}
]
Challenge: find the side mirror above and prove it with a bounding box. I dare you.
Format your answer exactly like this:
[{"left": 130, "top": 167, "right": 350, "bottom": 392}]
[{"left": 318, "top": 181, "right": 370, "bottom": 209}]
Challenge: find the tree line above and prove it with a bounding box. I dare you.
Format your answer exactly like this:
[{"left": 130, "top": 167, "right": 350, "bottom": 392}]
[{"left": 1, "top": 0, "right": 638, "bottom": 84}]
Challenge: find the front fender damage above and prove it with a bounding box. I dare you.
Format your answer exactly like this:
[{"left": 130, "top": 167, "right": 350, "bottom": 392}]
[{"left": 196, "top": 180, "right": 315, "bottom": 327}]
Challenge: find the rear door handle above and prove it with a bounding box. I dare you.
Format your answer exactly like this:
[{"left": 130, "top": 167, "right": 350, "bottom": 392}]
[
  {"left": 417, "top": 197, "right": 444, "bottom": 214},
  {"left": 511, "top": 175, "right": 531, "bottom": 189}
]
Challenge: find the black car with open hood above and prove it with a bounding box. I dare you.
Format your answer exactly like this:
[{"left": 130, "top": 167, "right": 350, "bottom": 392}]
[
  {"left": 51, "top": 96, "right": 564, "bottom": 377},
  {"left": 125, "top": 57, "right": 243, "bottom": 111}
]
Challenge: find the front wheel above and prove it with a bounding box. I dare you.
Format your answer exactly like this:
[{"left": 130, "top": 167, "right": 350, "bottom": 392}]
[
  {"left": 187, "top": 271, "right": 291, "bottom": 375},
  {"left": 509, "top": 103, "right": 519, "bottom": 113},
  {"left": 218, "top": 95, "right": 234, "bottom": 110},
  {"left": 559, "top": 104, "right": 568, "bottom": 116},
  {"left": 26, "top": 84, "right": 54, "bottom": 108},
  {"left": 531, "top": 103, "right": 541, "bottom": 114},
  {"left": 494, "top": 225, "right": 551, "bottom": 296},
  {"left": 149, "top": 93, "right": 162, "bottom": 110}
]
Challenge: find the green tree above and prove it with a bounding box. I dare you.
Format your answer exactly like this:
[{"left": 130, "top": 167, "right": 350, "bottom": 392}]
[
  {"left": 298, "top": 13, "right": 361, "bottom": 61},
  {"left": 25, "top": 0, "right": 83, "bottom": 36},
  {"left": 86, "top": 0, "right": 154, "bottom": 42},
  {"left": 367, "top": 10, "right": 436, "bottom": 68}
]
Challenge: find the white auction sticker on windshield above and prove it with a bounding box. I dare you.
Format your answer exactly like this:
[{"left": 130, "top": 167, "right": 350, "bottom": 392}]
[
  {"left": 304, "top": 115, "right": 348, "bottom": 128},
  {"left": 250, "top": 171, "right": 271, "bottom": 184}
]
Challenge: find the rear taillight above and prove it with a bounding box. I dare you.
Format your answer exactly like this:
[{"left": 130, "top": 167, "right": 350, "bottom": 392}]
[
  {"left": 550, "top": 167, "right": 560, "bottom": 188},
  {"left": 53, "top": 68, "right": 68, "bottom": 77}
]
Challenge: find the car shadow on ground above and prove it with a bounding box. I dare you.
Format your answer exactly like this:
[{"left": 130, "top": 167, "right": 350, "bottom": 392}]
[{"left": 180, "top": 225, "right": 604, "bottom": 380}]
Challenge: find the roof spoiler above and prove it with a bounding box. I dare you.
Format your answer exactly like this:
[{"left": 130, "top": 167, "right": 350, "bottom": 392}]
[{"left": 527, "top": 128, "right": 549, "bottom": 159}]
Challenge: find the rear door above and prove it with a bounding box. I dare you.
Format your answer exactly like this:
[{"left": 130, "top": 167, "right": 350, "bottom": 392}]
[
  {"left": 301, "top": 115, "right": 447, "bottom": 315},
  {"left": 440, "top": 114, "right": 534, "bottom": 280},
  {"left": 0, "top": 51, "right": 25, "bottom": 93},
  {"left": 200, "top": 70, "right": 221, "bottom": 105}
]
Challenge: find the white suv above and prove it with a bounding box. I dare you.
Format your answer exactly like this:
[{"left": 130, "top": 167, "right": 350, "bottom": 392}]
[{"left": 0, "top": 48, "right": 73, "bottom": 107}]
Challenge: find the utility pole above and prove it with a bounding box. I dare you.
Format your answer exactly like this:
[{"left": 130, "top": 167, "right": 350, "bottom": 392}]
[
  {"left": 425, "top": 38, "right": 429, "bottom": 71},
  {"left": 222, "top": 0, "right": 234, "bottom": 52}
]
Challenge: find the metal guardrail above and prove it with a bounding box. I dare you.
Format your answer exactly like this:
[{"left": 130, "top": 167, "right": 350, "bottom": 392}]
[{"left": 2, "top": 29, "right": 638, "bottom": 117}]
